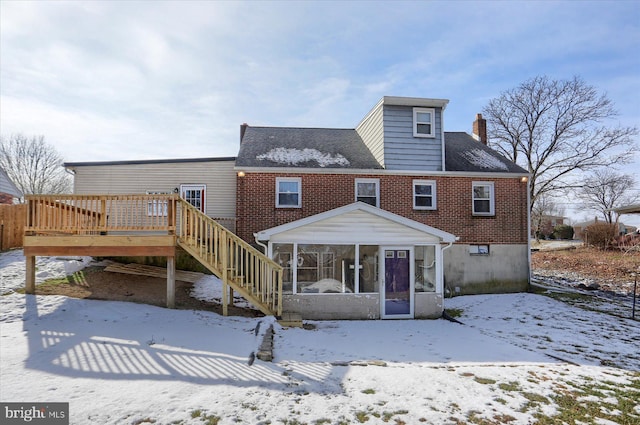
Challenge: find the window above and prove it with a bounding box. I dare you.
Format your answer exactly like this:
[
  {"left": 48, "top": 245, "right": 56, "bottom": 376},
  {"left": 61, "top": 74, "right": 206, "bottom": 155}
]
[
  {"left": 273, "top": 243, "right": 293, "bottom": 294},
  {"left": 413, "top": 107, "right": 435, "bottom": 138},
  {"left": 180, "top": 184, "right": 206, "bottom": 212},
  {"left": 276, "top": 177, "right": 301, "bottom": 208},
  {"left": 146, "top": 191, "right": 169, "bottom": 216},
  {"left": 415, "top": 245, "right": 436, "bottom": 292},
  {"left": 472, "top": 182, "right": 494, "bottom": 216},
  {"left": 413, "top": 180, "right": 436, "bottom": 210},
  {"left": 355, "top": 178, "right": 379, "bottom": 207},
  {"left": 295, "top": 244, "right": 356, "bottom": 294},
  {"left": 469, "top": 244, "right": 490, "bottom": 255}
]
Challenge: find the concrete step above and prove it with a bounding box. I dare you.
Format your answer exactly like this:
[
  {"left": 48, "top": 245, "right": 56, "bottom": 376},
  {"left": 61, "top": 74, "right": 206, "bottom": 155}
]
[{"left": 278, "top": 312, "right": 303, "bottom": 328}]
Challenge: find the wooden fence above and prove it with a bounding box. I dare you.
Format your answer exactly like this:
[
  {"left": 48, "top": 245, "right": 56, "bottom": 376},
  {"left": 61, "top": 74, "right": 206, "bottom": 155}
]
[{"left": 0, "top": 204, "right": 27, "bottom": 250}]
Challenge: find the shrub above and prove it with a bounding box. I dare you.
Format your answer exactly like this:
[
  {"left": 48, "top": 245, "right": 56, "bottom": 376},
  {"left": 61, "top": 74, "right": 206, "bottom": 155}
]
[
  {"left": 553, "top": 224, "right": 574, "bottom": 240},
  {"left": 584, "top": 223, "right": 616, "bottom": 249}
]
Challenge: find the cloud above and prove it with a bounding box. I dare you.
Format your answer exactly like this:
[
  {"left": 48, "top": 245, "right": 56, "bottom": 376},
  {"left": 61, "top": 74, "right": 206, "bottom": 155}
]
[{"left": 0, "top": 0, "right": 637, "bottom": 167}]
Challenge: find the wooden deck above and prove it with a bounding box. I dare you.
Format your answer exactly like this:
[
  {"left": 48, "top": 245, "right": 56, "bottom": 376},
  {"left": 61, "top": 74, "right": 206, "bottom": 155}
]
[{"left": 24, "top": 194, "right": 283, "bottom": 316}]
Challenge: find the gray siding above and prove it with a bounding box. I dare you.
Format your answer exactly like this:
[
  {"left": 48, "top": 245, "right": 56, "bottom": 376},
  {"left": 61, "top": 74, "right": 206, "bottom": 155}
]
[
  {"left": 0, "top": 169, "right": 22, "bottom": 197},
  {"left": 355, "top": 103, "right": 385, "bottom": 167},
  {"left": 382, "top": 105, "right": 443, "bottom": 171},
  {"left": 70, "top": 160, "right": 237, "bottom": 219}
]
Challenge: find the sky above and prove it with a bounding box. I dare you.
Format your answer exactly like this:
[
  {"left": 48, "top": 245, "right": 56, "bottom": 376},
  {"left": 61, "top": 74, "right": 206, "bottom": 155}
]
[
  {"left": 1, "top": 0, "right": 639, "bottom": 224},
  {"left": 1, "top": 251, "right": 639, "bottom": 423}
]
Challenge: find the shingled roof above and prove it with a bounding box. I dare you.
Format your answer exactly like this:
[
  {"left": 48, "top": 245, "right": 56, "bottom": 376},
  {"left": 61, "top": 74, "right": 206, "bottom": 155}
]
[
  {"left": 236, "top": 125, "right": 526, "bottom": 174},
  {"left": 236, "top": 126, "right": 382, "bottom": 169},
  {"left": 444, "top": 132, "right": 528, "bottom": 173}
]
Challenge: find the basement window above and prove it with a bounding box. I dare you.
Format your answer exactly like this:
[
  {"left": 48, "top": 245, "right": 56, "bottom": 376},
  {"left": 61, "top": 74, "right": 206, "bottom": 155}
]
[{"left": 469, "top": 244, "right": 490, "bottom": 255}]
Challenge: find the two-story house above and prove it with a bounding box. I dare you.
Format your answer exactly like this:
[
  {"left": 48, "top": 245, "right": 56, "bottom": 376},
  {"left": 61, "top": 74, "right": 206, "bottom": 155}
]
[
  {"left": 65, "top": 96, "right": 530, "bottom": 320},
  {"left": 234, "top": 97, "right": 530, "bottom": 319}
]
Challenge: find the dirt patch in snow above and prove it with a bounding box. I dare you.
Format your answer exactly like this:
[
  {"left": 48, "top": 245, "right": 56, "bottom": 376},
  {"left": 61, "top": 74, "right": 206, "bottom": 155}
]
[
  {"left": 532, "top": 246, "right": 640, "bottom": 295},
  {"left": 31, "top": 266, "right": 262, "bottom": 317}
]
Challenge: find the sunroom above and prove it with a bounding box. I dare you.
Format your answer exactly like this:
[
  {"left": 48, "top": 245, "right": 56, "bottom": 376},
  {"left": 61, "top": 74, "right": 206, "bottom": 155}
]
[{"left": 255, "top": 202, "right": 457, "bottom": 320}]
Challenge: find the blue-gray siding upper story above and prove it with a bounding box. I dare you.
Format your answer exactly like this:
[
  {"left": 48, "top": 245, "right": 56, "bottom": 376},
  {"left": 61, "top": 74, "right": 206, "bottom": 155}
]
[
  {"left": 356, "top": 96, "right": 447, "bottom": 172},
  {"left": 382, "top": 105, "right": 443, "bottom": 171}
]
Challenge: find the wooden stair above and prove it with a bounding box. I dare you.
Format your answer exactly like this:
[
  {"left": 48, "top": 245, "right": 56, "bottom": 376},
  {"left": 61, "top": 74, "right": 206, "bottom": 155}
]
[{"left": 176, "top": 199, "right": 283, "bottom": 317}]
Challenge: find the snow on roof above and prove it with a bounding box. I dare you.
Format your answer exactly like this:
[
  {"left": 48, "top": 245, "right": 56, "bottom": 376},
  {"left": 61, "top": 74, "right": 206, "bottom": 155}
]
[
  {"left": 460, "top": 148, "right": 510, "bottom": 171},
  {"left": 256, "top": 147, "right": 350, "bottom": 167}
]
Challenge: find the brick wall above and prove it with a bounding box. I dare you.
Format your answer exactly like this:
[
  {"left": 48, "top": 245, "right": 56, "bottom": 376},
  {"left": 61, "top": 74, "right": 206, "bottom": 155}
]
[{"left": 236, "top": 173, "right": 529, "bottom": 244}]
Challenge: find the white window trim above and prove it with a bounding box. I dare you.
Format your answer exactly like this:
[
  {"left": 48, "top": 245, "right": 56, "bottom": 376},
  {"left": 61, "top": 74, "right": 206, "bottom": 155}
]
[
  {"left": 413, "top": 107, "right": 435, "bottom": 138},
  {"left": 180, "top": 184, "right": 206, "bottom": 213},
  {"left": 276, "top": 177, "right": 302, "bottom": 208},
  {"left": 469, "top": 244, "right": 490, "bottom": 255},
  {"left": 355, "top": 178, "right": 380, "bottom": 208},
  {"left": 472, "top": 181, "right": 495, "bottom": 216},
  {"left": 413, "top": 180, "right": 437, "bottom": 210}
]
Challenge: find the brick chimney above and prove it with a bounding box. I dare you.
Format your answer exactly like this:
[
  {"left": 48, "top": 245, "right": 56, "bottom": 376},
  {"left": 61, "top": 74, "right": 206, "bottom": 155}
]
[
  {"left": 472, "top": 113, "right": 487, "bottom": 145},
  {"left": 240, "top": 123, "right": 249, "bottom": 143}
]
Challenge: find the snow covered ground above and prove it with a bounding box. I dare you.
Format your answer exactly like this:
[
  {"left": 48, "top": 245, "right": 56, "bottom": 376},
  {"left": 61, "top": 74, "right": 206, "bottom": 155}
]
[{"left": 1, "top": 250, "right": 639, "bottom": 424}]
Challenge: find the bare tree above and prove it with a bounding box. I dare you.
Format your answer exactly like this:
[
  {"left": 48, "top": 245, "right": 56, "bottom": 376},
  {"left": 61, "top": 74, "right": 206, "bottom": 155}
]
[
  {"left": 0, "top": 134, "right": 72, "bottom": 197},
  {"left": 579, "top": 169, "right": 638, "bottom": 224},
  {"left": 483, "top": 75, "right": 638, "bottom": 212},
  {"left": 531, "top": 193, "right": 564, "bottom": 241}
]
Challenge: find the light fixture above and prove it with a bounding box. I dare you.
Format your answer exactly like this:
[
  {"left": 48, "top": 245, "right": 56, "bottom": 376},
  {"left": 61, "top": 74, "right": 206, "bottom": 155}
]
[
  {"left": 520, "top": 176, "right": 529, "bottom": 183},
  {"left": 237, "top": 171, "right": 246, "bottom": 177}
]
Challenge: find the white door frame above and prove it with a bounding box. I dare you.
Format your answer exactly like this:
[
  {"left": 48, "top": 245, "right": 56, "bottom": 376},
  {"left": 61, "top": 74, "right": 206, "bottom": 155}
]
[
  {"left": 180, "top": 184, "right": 206, "bottom": 213},
  {"left": 380, "top": 246, "right": 414, "bottom": 319}
]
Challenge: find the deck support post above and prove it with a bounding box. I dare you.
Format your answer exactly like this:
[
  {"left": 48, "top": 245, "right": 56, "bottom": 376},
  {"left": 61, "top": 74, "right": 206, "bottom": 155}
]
[
  {"left": 229, "top": 288, "right": 234, "bottom": 307},
  {"left": 167, "top": 256, "right": 175, "bottom": 308},
  {"left": 222, "top": 282, "right": 228, "bottom": 316},
  {"left": 26, "top": 255, "right": 36, "bottom": 294}
]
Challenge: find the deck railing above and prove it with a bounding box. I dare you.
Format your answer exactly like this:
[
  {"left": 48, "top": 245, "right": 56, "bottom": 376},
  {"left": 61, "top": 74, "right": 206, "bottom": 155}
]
[
  {"left": 177, "top": 199, "right": 283, "bottom": 316},
  {"left": 25, "top": 194, "right": 177, "bottom": 235},
  {"left": 25, "top": 194, "right": 282, "bottom": 316}
]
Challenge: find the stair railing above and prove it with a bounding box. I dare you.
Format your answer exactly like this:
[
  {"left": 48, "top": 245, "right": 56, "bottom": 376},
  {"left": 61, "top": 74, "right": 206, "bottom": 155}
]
[{"left": 176, "top": 199, "right": 283, "bottom": 316}]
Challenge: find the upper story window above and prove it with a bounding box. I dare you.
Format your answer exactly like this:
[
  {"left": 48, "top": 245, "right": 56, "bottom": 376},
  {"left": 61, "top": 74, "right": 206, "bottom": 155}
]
[
  {"left": 413, "top": 107, "right": 435, "bottom": 138},
  {"left": 413, "top": 180, "right": 436, "bottom": 210},
  {"left": 276, "top": 177, "right": 301, "bottom": 208},
  {"left": 472, "top": 181, "right": 494, "bottom": 216},
  {"left": 355, "top": 178, "right": 379, "bottom": 207}
]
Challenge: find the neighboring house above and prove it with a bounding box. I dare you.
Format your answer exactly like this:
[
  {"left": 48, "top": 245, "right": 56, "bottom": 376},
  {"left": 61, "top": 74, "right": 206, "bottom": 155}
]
[
  {"left": 573, "top": 218, "right": 630, "bottom": 240},
  {"left": 0, "top": 167, "right": 23, "bottom": 204},
  {"left": 531, "top": 214, "right": 565, "bottom": 237},
  {"left": 66, "top": 96, "right": 530, "bottom": 320},
  {"left": 64, "top": 157, "right": 237, "bottom": 231}
]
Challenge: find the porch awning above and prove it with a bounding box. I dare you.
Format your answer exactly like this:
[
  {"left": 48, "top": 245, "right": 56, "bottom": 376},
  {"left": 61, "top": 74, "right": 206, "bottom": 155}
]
[{"left": 255, "top": 202, "right": 457, "bottom": 245}]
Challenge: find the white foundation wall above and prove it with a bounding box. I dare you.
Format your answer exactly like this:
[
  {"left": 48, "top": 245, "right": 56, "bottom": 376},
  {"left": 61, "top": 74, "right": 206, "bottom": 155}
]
[
  {"left": 282, "top": 292, "right": 445, "bottom": 320},
  {"left": 283, "top": 294, "right": 380, "bottom": 320},
  {"left": 414, "top": 293, "right": 444, "bottom": 319},
  {"left": 443, "top": 244, "right": 529, "bottom": 295}
]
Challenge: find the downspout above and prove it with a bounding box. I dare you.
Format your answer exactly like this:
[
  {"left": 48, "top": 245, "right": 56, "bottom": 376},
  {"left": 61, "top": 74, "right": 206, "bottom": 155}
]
[
  {"left": 441, "top": 240, "right": 455, "bottom": 296},
  {"left": 254, "top": 233, "right": 268, "bottom": 255},
  {"left": 441, "top": 239, "right": 464, "bottom": 324}
]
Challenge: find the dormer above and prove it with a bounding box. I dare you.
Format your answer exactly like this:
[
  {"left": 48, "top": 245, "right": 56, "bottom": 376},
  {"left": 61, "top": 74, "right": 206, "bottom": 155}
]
[{"left": 356, "top": 96, "right": 449, "bottom": 171}]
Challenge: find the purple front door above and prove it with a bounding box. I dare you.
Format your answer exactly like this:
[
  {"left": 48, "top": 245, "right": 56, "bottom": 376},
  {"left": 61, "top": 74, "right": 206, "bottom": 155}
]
[{"left": 383, "top": 249, "right": 411, "bottom": 317}]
